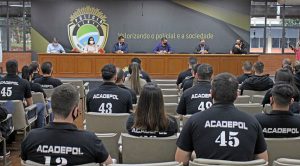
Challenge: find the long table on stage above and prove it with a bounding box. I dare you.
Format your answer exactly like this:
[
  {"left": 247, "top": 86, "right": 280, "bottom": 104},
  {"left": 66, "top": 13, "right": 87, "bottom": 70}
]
[{"left": 38, "top": 53, "right": 259, "bottom": 79}]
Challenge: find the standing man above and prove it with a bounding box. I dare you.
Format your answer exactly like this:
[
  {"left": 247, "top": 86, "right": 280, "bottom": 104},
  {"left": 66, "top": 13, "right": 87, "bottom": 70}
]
[
  {"left": 46, "top": 38, "right": 65, "bottom": 54},
  {"left": 21, "top": 84, "right": 112, "bottom": 165},
  {"left": 112, "top": 36, "right": 128, "bottom": 54},
  {"left": 194, "top": 39, "right": 210, "bottom": 54},
  {"left": 175, "top": 73, "right": 268, "bottom": 165},
  {"left": 153, "top": 37, "right": 173, "bottom": 54}
]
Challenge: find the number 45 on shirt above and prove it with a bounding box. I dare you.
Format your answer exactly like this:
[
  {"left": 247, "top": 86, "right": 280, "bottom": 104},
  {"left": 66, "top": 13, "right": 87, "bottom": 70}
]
[
  {"left": 215, "top": 131, "right": 240, "bottom": 147},
  {"left": 1, "top": 87, "right": 12, "bottom": 97}
]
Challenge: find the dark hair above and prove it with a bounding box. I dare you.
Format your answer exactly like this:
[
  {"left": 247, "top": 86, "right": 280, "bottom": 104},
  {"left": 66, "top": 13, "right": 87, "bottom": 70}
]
[
  {"left": 41, "top": 62, "right": 53, "bottom": 74},
  {"left": 128, "top": 63, "right": 142, "bottom": 94},
  {"left": 243, "top": 61, "right": 252, "bottom": 71},
  {"left": 275, "top": 68, "right": 294, "bottom": 84},
  {"left": 192, "top": 64, "right": 201, "bottom": 74},
  {"left": 283, "top": 65, "right": 293, "bottom": 74},
  {"left": 6, "top": 60, "right": 18, "bottom": 74},
  {"left": 88, "top": 36, "right": 95, "bottom": 45},
  {"left": 133, "top": 83, "right": 168, "bottom": 131},
  {"left": 271, "top": 84, "right": 294, "bottom": 107},
  {"left": 197, "top": 64, "right": 213, "bottom": 80},
  {"left": 21, "top": 65, "right": 34, "bottom": 81},
  {"left": 253, "top": 61, "right": 264, "bottom": 74},
  {"left": 116, "top": 68, "right": 124, "bottom": 83},
  {"left": 131, "top": 58, "right": 142, "bottom": 65},
  {"left": 51, "top": 84, "right": 80, "bottom": 119},
  {"left": 101, "top": 64, "right": 116, "bottom": 81},
  {"left": 211, "top": 73, "right": 238, "bottom": 103},
  {"left": 118, "top": 36, "right": 125, "bottom": 40},
  {"left": 282, "top": 58, "right": 292, "bottom": 67},
  {"left": 294, "top": 61, "right": 300, "bottom": 73},
  {"left": 30, "top": 61, "right": 39, "bottom": 72},
  {"left": 161, "top": 37, "right": 167, "bottom": 41},
  {"left": 189, "top": 57, "right": 197, "bottom": 66}
]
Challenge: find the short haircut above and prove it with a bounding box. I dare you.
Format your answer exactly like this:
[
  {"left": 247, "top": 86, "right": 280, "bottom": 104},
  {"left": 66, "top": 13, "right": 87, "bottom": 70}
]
[
  {"left": 282, "top": 58, "right": 292, "bottom": 67},
  {"left": 189, "top": 57, "right": 197, "bottom": 66},
  {"left": 30, "top": 61, "right": 39, "bottom": 72},
  {"left": 294, "top": 61, "right": 300, "bottom": 73},
  {"left": 197, "top": 64, "right": 213, "bottom": 80},
  {"left": 51, "top": 84, "right": 80, "bottom": 119},
  {"left": 118, "top": 36, "right": 124, "bottom": 40},
  {"left": 271, "top": 84, "right": 294, "bottom": 107},
  {"left": 101, "top": 64, "right": 116, "bottom": 81},
  {"left": 6, "top": 60, "right": 18, "bottom": 74},
  {"left": 211, "top": 73, "right": 238, "bottom": 103},
  {"left": 41, "top": 62, "right": 53, "bottom": 74},
  {"left": 253, "top": 61, "right": 264, "bottom": 74},
  {"left": 131, "top": 58, "right": 142, "bottom": 64},
  {"left": 161, "top": 37, "right": 167, "bottom": 41},
  {"left": 116, "top": 68, "right": 124, "bottom": 82},
  {"left": 243, "top": 61, "right": 252, "bottom": 71}
]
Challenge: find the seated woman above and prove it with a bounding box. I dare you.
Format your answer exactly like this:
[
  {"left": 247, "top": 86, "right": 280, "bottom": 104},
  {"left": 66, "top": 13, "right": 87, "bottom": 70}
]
[
  {"left": 83, "top": 37, "right": 99, "bottom": 53},
  {"left": 126, "top": 83, "right": 178, "bottom": 137},
  {"left": 124, "top": 63, "right": 147, "bottom": 95},
  {"left": 262, "top": 68, "right": 300, "bottom": 113}
]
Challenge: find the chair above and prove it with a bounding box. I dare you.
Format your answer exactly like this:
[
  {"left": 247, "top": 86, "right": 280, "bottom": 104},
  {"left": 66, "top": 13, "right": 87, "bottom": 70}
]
[
  {"left": 109, "top": 162, "right": 182, "bottom": 166},
  {"left": 182, "top": 115, "right": 192, "bottom": 127},
  {"left": 158, "top": 84, "right": 177, "bottom": 89},
  {"left": 21, "top": 160, "right": 100, "bottom": 166},
  {"left": 0, "top": 100, "right": 37, "bottom": 136},
  {"left": 235, "top": 103, "right": 263, "bottom": 116},
  {"left": 43, "top": 89, "right": 54, "bottom": 98},
  {"left": 273, "top": 158, "right": 300, "bottom": 166},
  {"left": 0, "top": 114, "right": 14, "bottom": 166},
  {"left": 164, "top": 103, "right": 178, "bottom": 115},
  {"left": 85, "top": 112, "right": 129, "bottom": 134},
  {"left": 121, "top": 133, "right": 177, "bottom": 164},
  {"left": 95, "top": 133, "right": 120, "bottom": 163},
  {"left": 32, "top": 92, "right": 51, "bottom": 123},
  {"left": 191, "top": 158, "right": 267, "bottom": 166},
  {"left": 162, "top": 89, "right": 178, "bottom": 96},
  {"left": 265, "top": 137, "right": 300, "bottom": 164},
  {"left": 251, "top": 95, "right": 264, "bottom": 104},
  {"left": 163, "top": 95, "right": 179, "bottom": 103},
  {"left": 234, "top": 95, "right": 251, "bottom": 104},
  {"left": 243, "top": 90, "right": 267, "bottom": 97}
]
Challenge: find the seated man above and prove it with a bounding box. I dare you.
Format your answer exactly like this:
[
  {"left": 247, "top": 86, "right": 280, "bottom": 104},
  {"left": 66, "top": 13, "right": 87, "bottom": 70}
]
[
  {"left": 194, "top": 39, "right": 209, "bottom": 54},
  {"left": 256, "top": 84, "right": 300, "bottom": 138},
  {"left": 112, "top": 36, "right": 128, "bottom": 54},
  {"left": 116, "top": 68, "right": 137, "bottom": 104},
  {"left": 46, "top": 37, "right": 65, "bottom": 54},
  {"left": 21, "top": 84, "right": 112, "bottom": 165},
  {"left": 175, "top": 73, "right": 268, "bottom": 165},
  {"left": 231, "top": 39, "right": 247, "bottom": 54},
  {"left": 176, "top": 57, "right": 198, "bottom": 89},
  {"left": 237, "top": 61, "right": 253, "bottom": 84},
  {"left": 124, "top": 58, "right": 151, "bottom": 82},
  {"left": 181, "top": 64, "right": 200, "bottom": 91},
  {"left": 29, "top": 61, "right": 42, "bottom": 81},
  {"left": 177, "top": 64, "right": 213, "bottom": 115},
  {"left": 240, "top": 61, "right": 274, "bottom": 94},
  {"left": 34, "top": 62, "right": 63, "bottom": 89},
  {"left": 86, "top": 64, "right": 133, "bottom": 113},
  {"left": 153, "top": 37, "right": 173, "bottom": 54}
]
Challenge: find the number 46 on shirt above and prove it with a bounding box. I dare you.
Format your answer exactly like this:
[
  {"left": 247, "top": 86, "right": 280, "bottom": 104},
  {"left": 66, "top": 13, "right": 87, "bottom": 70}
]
[{"left": 215, "top": 131, "right": 240, "bottom": 147}]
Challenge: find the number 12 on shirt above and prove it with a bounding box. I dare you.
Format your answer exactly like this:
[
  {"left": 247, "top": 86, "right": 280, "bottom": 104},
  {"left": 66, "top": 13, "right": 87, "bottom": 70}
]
[{"left": 215, "top": 131, "right": 240, "bottom": 147}]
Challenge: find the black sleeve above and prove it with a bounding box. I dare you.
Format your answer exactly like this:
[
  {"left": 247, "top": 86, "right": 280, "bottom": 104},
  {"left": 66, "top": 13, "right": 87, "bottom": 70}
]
[
  {"left": 167, "top": 115, "right": 178, "bottom": 134},
  {"left": 254, "top": 121, "right": 267, "bottom": 155},
  {"left": 56, "top": 79, "right": 63, "bottom": 87},
  {"left": 126, "top": 92, "right": 133, "bottom": 113},
  {"left": 232, "top": 46, "right": 241, "bottom": 54},
  {"left": 91, "top": 133, "right": 109, "bottom": 163},
  {"left": 129, "top": 90, "right": 137, "bottom": 104},
  {"left": 20, "top": 132, "right": 31, "bottom": 160},
  {"left": 237, "top": 75, "right": 244, "bottom": 84},
  {"left": 176, "top": 116, "right": 194, "bottom": 152},
  {"left": 126, "top": 114, "right": 134, "bottom": 132},
  {"left": 142, "top": 72, "right": 151, "bottom": 83},
  {"left": 0, "top": 106, "right": 8, "bottom": 122},
  {"left": 176, "top": 73, "right": 184, "bottom": 85},
  {"left": 86, "top": 92, "right": 91, "bottom": 112},
  {"left": 177, "top": 94, "right": 187, "bottom": 115},
  {"left": 261, "top": 90, "right": 271, "bottom": 106},
  {"left": 24, "top": 81, "right": 32, "bottom": 99}
]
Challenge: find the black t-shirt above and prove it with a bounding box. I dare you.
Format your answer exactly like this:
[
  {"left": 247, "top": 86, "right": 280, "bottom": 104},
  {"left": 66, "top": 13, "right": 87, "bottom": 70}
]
[
  {"left": 181, "top": 76, "right": 194, "bottom": 91},
  {"left": 255, "top": 111, "right": 300, "bottom": 138},
  {"left": 32, "top": 73, "right": 42, "bottom": 81},
  {"left": 21, "top": 122, "right": 109, "bottom": 165},
  {"left": 118, "top": 84, "right": 137, "bottom": 104},
  {"left": 34, "top": 76, "right": 63, "bottom": 89},
  {"left": 0, "top": 74, "right": 32, "bottom": 101},
  {"left": 240, "top": 75, "right": 274, "bottom": 95},
  {"left": 177, "top": 103, "right": 267, "bottom": 161},
  {"left": 177, "top": 81, "right": 212, "bottom": 115},
  {"left": 176, "top": 69, "right": 192, "bottom": 85},
  {"left": 86, "top": 82, "right": 133, "bottom": 113},
  {"left": 30, "top": 82, "right": 47, "bottom": 98},
  {"left": 126, "top": 114, "right": 178, "bottom": 137},
  {"left": 124, "top": 70, "right": 151, "bottom": 83},
  {"left": 237, "top": 74, "right": 252, "bottom": 84}
]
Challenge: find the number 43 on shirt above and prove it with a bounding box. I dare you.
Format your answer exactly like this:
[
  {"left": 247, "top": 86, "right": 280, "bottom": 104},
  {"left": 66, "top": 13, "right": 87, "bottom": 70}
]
[{"left": 215, "top": 131, "right": 240, "bottom": 147}]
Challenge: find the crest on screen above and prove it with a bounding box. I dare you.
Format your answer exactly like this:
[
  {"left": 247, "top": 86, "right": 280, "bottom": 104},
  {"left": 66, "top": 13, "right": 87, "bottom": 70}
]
[{"left": 68, "top": 6, "right": 109, "bottom": 52}]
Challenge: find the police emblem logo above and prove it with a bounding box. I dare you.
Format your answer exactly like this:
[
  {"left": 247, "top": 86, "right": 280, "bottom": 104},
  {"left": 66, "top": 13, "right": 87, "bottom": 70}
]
[{"left": 68, "top": 6, "right": 109, "bottom": 52}]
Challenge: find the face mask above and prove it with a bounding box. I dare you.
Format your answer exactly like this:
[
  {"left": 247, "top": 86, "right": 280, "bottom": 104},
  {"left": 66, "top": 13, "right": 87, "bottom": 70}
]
[
  {"left": 89, "top": 41, "right": 94, "bottom": 45},
  {"left": 200, "top": 43, "right": 205, "bottom": 46},
  {"left": 53, "top": 43, "right": 58, "bottom": 47}
]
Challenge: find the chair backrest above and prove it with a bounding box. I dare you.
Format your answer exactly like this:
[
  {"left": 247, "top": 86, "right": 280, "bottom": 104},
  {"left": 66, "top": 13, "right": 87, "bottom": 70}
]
[
  {"left": 162, "top": 89, "right": 178, "bottom": 96},
  {"left": 273, "top": 158, "right": 300, "bottom": 166},
  {"left": 85, "top": 112, "right": 129, "bottom": 133},
  {"left": 193, "top": 158, "right": 268, "bottom": 166},
  {"left": 158, "top": 84, "right": 178, "bottom": 89},
  {"left": 163, "top": 95, "right": 179, "bottom": 103},
  {"left": 43, "top": 89, "right": 54, "bottom": 98},
  {"left": 182, "top": 115, "right": 192, "bottom": 127},
  {"left": 265, "top": 137, "right": 300, "bottom": 164},
  {"left": 164, "top": 103, "right": 178, "bottom": 115},
  {"left": 251, "top": 95, "right": 264, "bottom": 104},
  {"left": 109, "top": 162, "right": 182, "bottom": 166},
  {"left": 62, "top": 80, "right": 85, "bottom": 98},
  {"left": 243, "top": 90, "right": 267, "bottom": 97},
  {"left": 235, "top": 103, "right": 263, "bottom": 116},
  {"left": 154, "top": 80, "right": 176, "bottom": 84},
  {"left": 95, "top": 133, "right": 119, "bottom": 163},
  {"left": 234, "top": 95, "right": 251, "bottom": 104},
  {"left": 21, "top": 160, "right": 100, "bottom": 166},
  {"left": 32, "top": 92, "right": 46, "bottom": 104},
  {"left": 0, "top": 100, "right": 28, "bottom": 130},
  {"left": 121, "top": 133, "right": 178, "bottom": 164}
]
